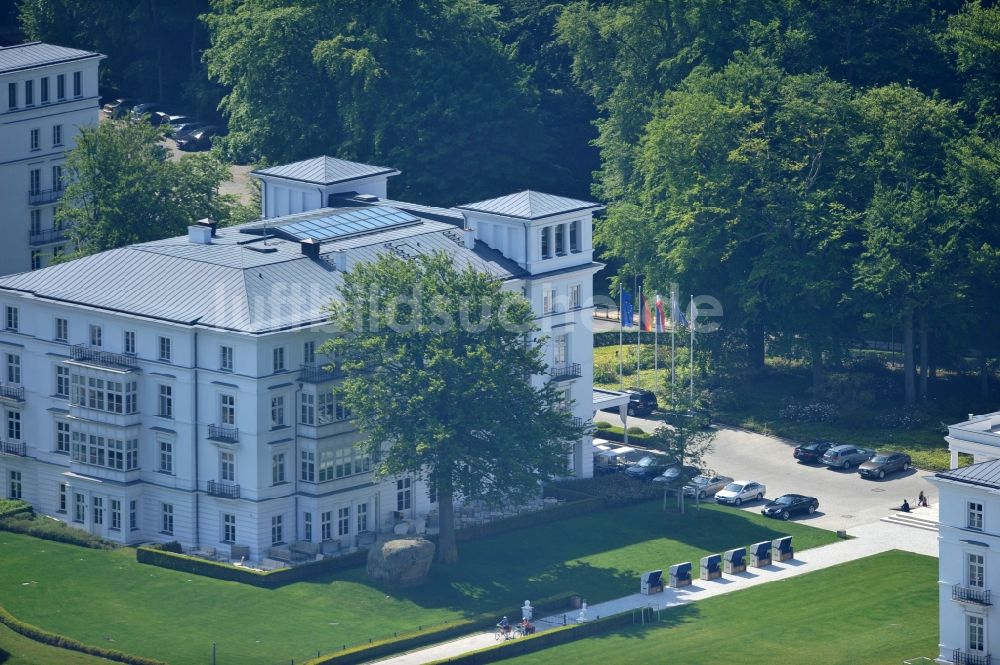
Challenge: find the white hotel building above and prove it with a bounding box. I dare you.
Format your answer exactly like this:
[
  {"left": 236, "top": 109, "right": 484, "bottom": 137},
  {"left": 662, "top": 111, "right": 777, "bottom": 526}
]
[
  {"left": 0, "top": 42, "right": 104, "bottom": 276},
  {"left": 0, "top": 156, "right": 603, "bottom": 561}
]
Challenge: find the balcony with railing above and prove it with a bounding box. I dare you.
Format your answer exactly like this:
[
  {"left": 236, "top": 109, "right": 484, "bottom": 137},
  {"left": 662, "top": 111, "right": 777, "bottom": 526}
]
[
  {"left": 28, "top": 188, "right": 63, "bottom": 206},
  {"left": 0, "top": 439, "right": 26, "bottom": 456},
  {"left": 953, "top": 584, "right": 992, "bottom": 606},
  {"left": 550, "top": 362, "right": 581, "bottom": 382},
  {"left": 0, "top": 384, "right": 24, "bottom": 402},
  {"left": 208, "top": 424, "right": 239, "bottom": 443},
  {"left": 953, "top": 649, "right": 991, "bottom": 665},
  {"left": 29, "top": 226, "right": 71, "bottom": 246},
  {"left": 207, "top": 480, "right": 240, "bottom": 499},
  {"left": 69, "top": 344, "right": 139, "bottom": 371},
  {"left": 299, "top": 362, "right": 341, "bottom": 383}
]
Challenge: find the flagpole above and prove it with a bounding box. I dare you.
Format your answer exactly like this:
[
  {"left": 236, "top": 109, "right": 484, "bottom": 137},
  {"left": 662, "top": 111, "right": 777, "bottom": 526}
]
[
  {"left": 654, "top": 295, "right": 659, "bottom": 374},
  {"left": 670, "top": 291, "right": 676, "bottom": 407},
  {"left": 689, "top": 294, "right": 695, "bottom": 402},
  {"left": 635, "top": 276, "right": 641, "bottom": 389},
  {"left": 618, "top": 282, "right": 624, "bottom": 390}
]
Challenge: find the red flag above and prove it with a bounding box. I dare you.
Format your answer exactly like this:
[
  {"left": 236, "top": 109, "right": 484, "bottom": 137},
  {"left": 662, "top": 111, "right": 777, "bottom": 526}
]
[{"left": 640, "top": 293, "right": 653, "bottom": 332}]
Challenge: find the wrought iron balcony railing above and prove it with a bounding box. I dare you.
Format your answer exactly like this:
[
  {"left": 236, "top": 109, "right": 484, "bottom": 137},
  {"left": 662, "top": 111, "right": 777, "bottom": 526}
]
[
  {"left": 299, "top": 363, "right": 341, "bottom": 383},
  {"left": 29, "top": 226, "right": 71, "bottom": 246},
  {"left": 953, "top": 584, "right": 992, "bottom": 606},
  {"left": 207, "top": 480, "right": 240, "bottom": 499},
  {"left": 70, "top": 344, "right": 139, "bottom": 370},
  {"left": 0, "top": 384, "right": 25, "bottom": 402},
  {"left": 28, "top": 188, "right": 62, "bottom": 206},
  {"left": 550, "top": 362, "right": 582, "bottom": 381},
  {"left": 0, "top": 440, "right": 26, "bottom": 456},
  {"left": 953, "top": 649, "right": 991, "bottom": 665},
  {"left": 208, "top": 424, "right": 239, "bottom": 443}
]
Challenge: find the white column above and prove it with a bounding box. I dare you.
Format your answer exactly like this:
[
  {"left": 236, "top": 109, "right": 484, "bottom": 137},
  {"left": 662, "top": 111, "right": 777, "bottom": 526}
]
[{"left": 951, "top": 448, "right": 959, "bottom": 469}]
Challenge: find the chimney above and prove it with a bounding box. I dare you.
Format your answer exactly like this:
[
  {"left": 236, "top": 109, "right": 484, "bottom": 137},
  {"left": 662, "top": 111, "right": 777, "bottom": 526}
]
[
  {"left": 970, "top": 413, "right": 975, "bottom": 421},
  {"left": 332, "top": 249, "right": 347, "bottom": 271},
  {"left": 300, "top": 238, "right": 320, "bottom": 259},
  {"left": 463, "top": 228, "right": 476, "bottom": 249},
  {"left": 196, "top": 217, "right": 218, "bottom": 237},
  {"left": 188, "top": 224, "right": 212, "bottom": 245}
]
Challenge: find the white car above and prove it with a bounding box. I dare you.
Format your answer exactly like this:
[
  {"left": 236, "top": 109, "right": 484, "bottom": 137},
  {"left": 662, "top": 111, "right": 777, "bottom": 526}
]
[{"left": 715, "top": 480, "right": 766, "bottom": 506}]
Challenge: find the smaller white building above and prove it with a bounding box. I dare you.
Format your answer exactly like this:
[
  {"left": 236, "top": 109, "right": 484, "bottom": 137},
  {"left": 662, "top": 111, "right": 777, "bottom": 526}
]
[
  {"left": 946, "top": 413, "right": 1000, "bottom": 468},
  {"left": 932, "top": 460, "right": 1000, "bottom": 665}
]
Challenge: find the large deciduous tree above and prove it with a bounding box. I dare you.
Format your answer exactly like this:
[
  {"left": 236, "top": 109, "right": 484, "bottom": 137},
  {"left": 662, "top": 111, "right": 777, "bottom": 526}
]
[
  {"left": 57, "top": 119, "right": 237, "bottom": 256},
  {"left": 324, "top": 251, "right": 585, "bottom": 564}
]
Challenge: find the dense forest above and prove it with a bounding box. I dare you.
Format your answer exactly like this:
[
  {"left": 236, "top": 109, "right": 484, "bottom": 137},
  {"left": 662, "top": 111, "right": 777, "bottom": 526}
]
[{"left": 9, "top": 0, "right": 1000, "bottom": 404}]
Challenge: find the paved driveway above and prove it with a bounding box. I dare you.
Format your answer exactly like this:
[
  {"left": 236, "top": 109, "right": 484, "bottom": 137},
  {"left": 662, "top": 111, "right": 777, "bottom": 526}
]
[{"left": 594, "top": 411, "right": 936, "bottom": 532}]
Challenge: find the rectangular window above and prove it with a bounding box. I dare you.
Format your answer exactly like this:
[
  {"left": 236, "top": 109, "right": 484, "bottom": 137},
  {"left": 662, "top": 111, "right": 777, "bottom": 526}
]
[
  {"left": 272, "top": 452, "right": 285, "bottom": 484},
  {"left": 52, "top": 124, "right": 62, "bottom": 146},
  {"left": 73, "top": 71, "right": 81, "bottom": 98},
  {"left": 271, "top": 395, "right": 285, "bottom": 428},
  {"left": 338, "top": 507, "right": 350, "bottom": 537},
  {"left": 31, "top": 209, "right": 41, "bottom": 236},
  {"left": 220, "top": 394, "right": 235, "bottom": 425},
  {"left": 223, "top": 513, "right": 236, "bottom": 543},
  {"left": 5, "top": 306, "right": 18, "bottom": 332},
  {"left": 7, "top": 82, "right": 16, "bottom": 109},
  {"left": 543, "top": 289, "right": 556, "bottom": 314},
  {"left": 129, "top": 500, "right": 137, "bottom": 530},
  {"left": 158, "top": 385, "right": 173, "bottom": 418},
  {"left": 969, "top": 614, "right": 985, "bottom": 652},
  {"left": 30, "top": 251, "right": 40, "bottom": 271},
  {"left": 555, "top": 224, "right": 565, "bottom": 255},
  {"left": 56, "top": 421, "right": 71, "bottom": 453},
  {"left": 92, "top": 496, "right": 103, "bottom": 526},
  {"left": 24, "top": 80, "right": 33, "bottom": 106},
  {"left": 540, "top": 227, "right": 550, "bottom": 258},
  {"left": 8, "top": 471, "right": 21, "bottom": 499},
  {"left": 321, "top": 511, "right": 332, "bottom": 540},
  {"left": 6, "top": 353, "right": 21, "bottom": 384},
  {"left": 159, "top": 440, "right": 173, "bottom": 474},
  {"left": 301, "top": 450, "right": 315, "bottom": 482},
  {"left": 74, "top": 493, "right": 85, "bottom": 523},
  {"left": 969, "top": 502, "right": 984, "bottom": 530},
  {"left": 568, "top": 285, "right": 580, "bottom": 309},
  {"left": 300, "top": 393, "right": 315, "bottom": 425},
  {"left": 303, "top": 341, "right": 315, "bottom": 364},
  {"left": 29, "top": 168, "right": 40, "bottom": 195},
  {"left": 969, "top": 552, "right": 985, "bottom": 588},
  {"left": 52, "top": 165, "right": 63, "bottom": 191},
  {"left": 219, "top": 345, "right": 233, "bottom": 372},
  {"left": 335, "top": 393, "right": 351, "bottom": 422},
  {"left": 30, "top": 128, "right": 39, "bottom": 150},
  {"left": 220, "top": 451, "right": 235, "bottom": 482},
  {"left": 7, "top": 411, "right": 21, "bottom": 441},
  {"left": 318, "top": 448, "right": 335, "bottom": 482},
  {"left": 40, "top": 77, "right": 48, "bottom": 104},
  {"left": 161, "top": 503, "right": 173, "bottom": 534},
  {"left": 56, "top": 74, "right": 64, "bottom": 100},
  {"left": 273, "top": 347, "right": 285, "bottom": 372},
  {"left": 271, "top": 514, "right": 283, "bottom": 544},
  {"left": 318, "top": 392, "right": 335, "bottom": 424},
  {"left": 569, "top": 221, "right": 580, "bottom": 252},
  {"left": 397, "top": 478, "right": 412, "bottom": 512},
  {"left": 553, "top": 334, "right": 568, "bottom": 365},
  {"left": 110, "top": 499, "right": 121, "bottom": 530},
  {"left": 58, "top": 483, "right": 67, "bottom": 512},
  {"left": 158, "top": 336, "right": 171, "bottom": 362},
  {"left": 356, "top": 503, "right": 368, "bottom": 533},
  {"left": 55, "top": 317, "right": 68, "bottom": 342},
  {"left": 123, "top": 330, "right": 135, "bottom": 355},
  {"left": 89, "top": 324, "right": 102, "bottom": 347},
  {"left": 303, "top": 512, "right": 313, "bottom": 541},
  {"left": 73, "top": 376, "right": 136, "bottom": 414}
]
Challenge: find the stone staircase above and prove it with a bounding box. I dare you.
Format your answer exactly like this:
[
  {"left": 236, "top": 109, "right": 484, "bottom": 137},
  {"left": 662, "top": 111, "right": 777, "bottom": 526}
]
[{"left": 880, "top": 511, "right": 939, "bottom": 532}]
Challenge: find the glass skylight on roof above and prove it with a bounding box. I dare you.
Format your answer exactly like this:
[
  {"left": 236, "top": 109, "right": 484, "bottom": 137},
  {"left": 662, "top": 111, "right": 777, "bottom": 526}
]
[{"left": 279, "top": 206, "right": 421, "bottom": 242}]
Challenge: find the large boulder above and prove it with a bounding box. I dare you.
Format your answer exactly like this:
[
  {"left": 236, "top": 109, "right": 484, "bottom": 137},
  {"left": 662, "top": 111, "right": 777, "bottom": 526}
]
[{"left": 366, "top": 536, "right": 435, "bottom": 587}]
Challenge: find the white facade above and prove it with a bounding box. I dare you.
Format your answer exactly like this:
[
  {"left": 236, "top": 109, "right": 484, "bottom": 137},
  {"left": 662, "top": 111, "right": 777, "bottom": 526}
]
[
  {"left": 931, "top": 460, "right": 1000, "bottom": 665},
  {"left": 946, "top": 412, "right": 1000, "bottom": 469},
  {"left": 0, "top": 157, "right": 601, "bottom": 561},
  {"left": 0, "top": 43, "right": 104, "bottom": 276}
]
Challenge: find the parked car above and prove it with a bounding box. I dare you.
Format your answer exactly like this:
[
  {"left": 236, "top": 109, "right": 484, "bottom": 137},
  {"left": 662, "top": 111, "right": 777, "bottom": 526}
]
[
  {"left": 594, "top": 446, "right": 646, "bottom": 474},
  {"left": 858, "top": 451, "right": 912, "bottom": 479},
  {"left": 683, "top": 474, "right": 733, "bottom": 499},
  {"left": 821, "top": 445, "right": 875, "bottom": 470},
  {"left": 171, "top": 120, "right": 207, "bottom": 138},
  {"left": 600, "top": 388, "right": 659, "bottom": 417},
  {"left": 101, "top": 97, "right": 137, "bottom": 118},
  {"left": 161, "top": 115, "right": 196, "bottom": 137},
  {"left": 624, "top": 453, "right": 674, "bottom": 481},
  {"left": 176, "top": 126, "right": 219, "bottom": 152},
  {"left": 793, "top": 440, "right": 834, "bottom": 464},
  {"left": 761, "top": 494, "right": 819, "bottom": 520},
  {"left": 130, "top": 102, "right": 163, "bottom": 122},
  {"left": 652, "top": 464, "right": 700, "bottom": 486},
  {"left": 715, "top": 480, "right": 766, "bottom": 506}
]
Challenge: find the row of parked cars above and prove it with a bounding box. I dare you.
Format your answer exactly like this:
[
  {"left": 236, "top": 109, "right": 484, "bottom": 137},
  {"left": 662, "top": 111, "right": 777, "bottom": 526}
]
[
  {"left": 101, "top": 98, "right": 221, "bottom": 151},
  {"left": 793, "top": 440, "right": 912, "bottom": 480}
]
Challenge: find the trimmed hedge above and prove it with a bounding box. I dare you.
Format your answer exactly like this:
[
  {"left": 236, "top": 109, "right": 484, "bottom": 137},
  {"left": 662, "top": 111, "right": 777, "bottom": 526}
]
[
  {"left": 594, "top": 331, "right": 665, "bottom": 348},
  {"left": 0, "top": 499, "right": 32, "bottom": 519},
  {"left": 0, "top": 513, "right": 116, "bottom": 549},
  {"left": 426, "top": 609, "right": 638, "bottom": 664},
  {"left": 135, "top": 546, "right": 368, "bottom": 588},
  {"left": 0, "top": 604, "right": 167, "bottom": 665},
  {"left": 303, "top": 592, "right": 579, "bottom": 665},
  {"left": 591, "top": 424, "right": 652, "bottom": 444}
]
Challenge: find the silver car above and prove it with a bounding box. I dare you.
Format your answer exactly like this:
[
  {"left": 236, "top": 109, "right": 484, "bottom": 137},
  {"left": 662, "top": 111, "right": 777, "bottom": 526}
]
[
  {"left": 715, "top": 480, "right": 767, "bottom": 506},
  {"left": 821, "top": 444, "right": 875, "bottom": 470},
  {"left": 684, "top": 474, "right": 733, "bottom": 499}
]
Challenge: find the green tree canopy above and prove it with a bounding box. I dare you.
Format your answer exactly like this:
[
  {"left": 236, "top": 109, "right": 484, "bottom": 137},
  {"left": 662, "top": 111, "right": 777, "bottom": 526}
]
[{"left": 324, "top": 251, "right": 586, "bottom": 563}]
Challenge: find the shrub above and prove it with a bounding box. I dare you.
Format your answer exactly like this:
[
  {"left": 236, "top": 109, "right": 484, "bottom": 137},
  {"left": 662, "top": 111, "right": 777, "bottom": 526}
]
[
  {"left": 876, "top": 408, "right": 928, "bottom": 429},
  {"left": 0, "top": 513, "right": 116, "bottom": 549},
  {"left": 593, "top": 362, "right": 618, "bottom": 384},
  {"left": 708, "top": 387, "right": 739, "bottom": 411},
  {"left": 595, "top": 420, "right": 612, "bottom": 430},
  {"left": 626, "top": 426, "right": 645, "bottom": 435},
  {"left": 0, "top": 499, "right": 32, "bottom": 519},
  {"left": 159, "top": 541, "right": 184, "bottom": 553},
  {"left": 777, "top": 399, "right": 839, "bottom": 423}
]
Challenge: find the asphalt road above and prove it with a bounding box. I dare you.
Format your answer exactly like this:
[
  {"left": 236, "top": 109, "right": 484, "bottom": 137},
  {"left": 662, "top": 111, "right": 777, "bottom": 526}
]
[{"left": 593, "top": 411, "right": 937, "bottom": 533}]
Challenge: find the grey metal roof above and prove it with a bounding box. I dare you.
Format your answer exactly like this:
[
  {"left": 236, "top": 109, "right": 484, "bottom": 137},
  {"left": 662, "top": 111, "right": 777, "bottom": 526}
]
[
  {"left": 456, "top": 190, "right": 603, "bottom": 221},
  {"left": 0, "top": 206, "right": 526, "bottom": 334},
  {"left": 251, "top": 156, "right": 399, "bottom": 186},
  {"left": 937, "top": 459, "right": 1000, "bottom": 489},
  {"left": 0, "top": 42, "right": 103, "bottom": 75}
]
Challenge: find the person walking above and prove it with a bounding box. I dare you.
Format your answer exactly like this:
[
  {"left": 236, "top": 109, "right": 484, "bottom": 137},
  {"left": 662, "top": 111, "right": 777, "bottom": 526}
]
[{"left": 918, "top": 491, "right": 930, "bottom": 508}]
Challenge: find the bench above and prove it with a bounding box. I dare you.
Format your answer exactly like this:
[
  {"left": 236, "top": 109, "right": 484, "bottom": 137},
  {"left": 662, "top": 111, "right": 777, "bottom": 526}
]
[
  {"left": 750, "top": 541, "right": 772, "bottom": 567},
  {"left": 723, "top": 547, "right": 746, "bottom": 574},
  {"left": 773, "top": 536, "right": 793, "bottom": 562},
  {"left": 700, "top": 553, "right": 722, "bottom": 580},
  {"left": 669, "top": 562, "right": 692, "bottom": 588}
]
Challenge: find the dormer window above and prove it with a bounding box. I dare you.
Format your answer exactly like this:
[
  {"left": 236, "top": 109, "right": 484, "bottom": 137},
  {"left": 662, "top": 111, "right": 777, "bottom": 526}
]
[
  {"left": 540, "top": 227, "right": 551, "bottom": 259},
  {"left": 555, "top": 225, "right": 565, "bottom": 255},
  {"left": 570, "top": 221, "right": 580, "bottom": 252}
]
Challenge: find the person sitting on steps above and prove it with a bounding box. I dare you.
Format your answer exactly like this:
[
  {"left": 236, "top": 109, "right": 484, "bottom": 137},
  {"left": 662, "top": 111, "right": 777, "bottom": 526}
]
[{"left": 901, "top": 499, "right": 910, "bottom": 513}]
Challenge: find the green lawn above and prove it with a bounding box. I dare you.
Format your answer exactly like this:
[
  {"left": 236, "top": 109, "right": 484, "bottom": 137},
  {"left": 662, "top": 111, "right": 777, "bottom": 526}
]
[
  {"left": 0, "top": 621, "right": 115, "bottom": 665},
  {"left": 0, "top": 501, "right": 836, "bottom": 665},
  {"left": 502, "top": 550, "right": 938, "bottom": 665}
]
